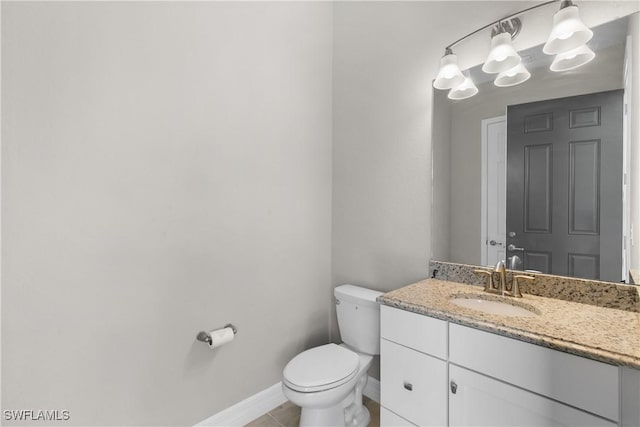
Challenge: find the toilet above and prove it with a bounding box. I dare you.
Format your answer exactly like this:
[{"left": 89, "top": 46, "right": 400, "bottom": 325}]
[{"left": 282, "top": 284, "right": 383, "bottom": 427}]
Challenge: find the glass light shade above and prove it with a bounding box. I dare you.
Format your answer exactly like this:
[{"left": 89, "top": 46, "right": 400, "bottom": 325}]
[
  {"left": 448, "top": 75, "right": 478, "bottom": 100},
  {"left": 482, "top": 32, "right": 522, "bottom": 74},
  {"left": 494, "top": 63, "right": 531, "bottom": 87},
  {"left": 550, "top": 44, "right": 595, "bottom": 71},
  {"left": 433, "top": 52, "right": 465, "bottom": 90},
  {"left": 543, "top": 5, "right": 593, "bottom": 55}
]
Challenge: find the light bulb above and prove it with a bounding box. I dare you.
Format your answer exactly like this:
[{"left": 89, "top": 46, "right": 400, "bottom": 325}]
[
  {"left": 550, "top": 44, "right": 595, "bottom": 72},
  {"left": 494, "top": 63, "right": 530, "bottom": 87},
  {"left": 448, "top": 75, "right": 479, "bottom": 100},
  {"left": 543, "top": 4, "right": 593, "bottom": 55},
  {"left": 483, "top": 32, "right": 522, "bottom": 74},
  {"left": 433, "top": 51, "right": 465, "bottom": 90}
]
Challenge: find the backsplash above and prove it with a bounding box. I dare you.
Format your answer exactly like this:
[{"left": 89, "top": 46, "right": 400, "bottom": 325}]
[{"left": 430, "top": 260, "right": 640, "bottom": 312}]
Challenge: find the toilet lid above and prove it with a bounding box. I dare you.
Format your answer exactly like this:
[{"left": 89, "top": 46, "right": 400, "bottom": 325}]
[{"left": 283, "top": 344, "right": 359, "bottom": 393}]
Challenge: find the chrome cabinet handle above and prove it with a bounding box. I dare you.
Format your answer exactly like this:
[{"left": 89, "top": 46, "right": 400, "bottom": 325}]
[
  {"left": 450, "top": 381, "right": 457, "bottom": 394},
  {"left": 403, "top": 382, "right": 413, "bottom": 391},
  {"left": 508, "top": 243, "right": 524, "bottom": 251},
  {"left": 489, "top": 240, "right": 503, "bottom": 247}
]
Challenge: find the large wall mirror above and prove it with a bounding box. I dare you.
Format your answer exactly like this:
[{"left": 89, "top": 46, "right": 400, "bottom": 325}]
[{"left": 432, "top": 5, "right": 639, "bottom": 284}]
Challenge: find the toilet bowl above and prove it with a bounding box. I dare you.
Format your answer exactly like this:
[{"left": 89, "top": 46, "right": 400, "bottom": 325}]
[
  {"left": 281, "top": 285, "right": 382, "bottom": 427},
  {"left": 282, "top": 344, "right": 373, "bottom": 427}
]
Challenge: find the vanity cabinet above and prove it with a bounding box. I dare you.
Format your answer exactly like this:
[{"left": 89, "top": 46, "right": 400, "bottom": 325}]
[{"left": 380, "top": 305, "right": 635, "bottom": 427}]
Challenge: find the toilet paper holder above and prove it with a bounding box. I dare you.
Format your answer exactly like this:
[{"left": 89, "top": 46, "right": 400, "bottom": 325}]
[{"left": 196, "top": 324, "right": 238, "bottom": 345}]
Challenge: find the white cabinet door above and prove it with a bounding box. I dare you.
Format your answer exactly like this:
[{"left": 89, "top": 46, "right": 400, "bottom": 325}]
[
  {"left": 449, "top": 365, "right": 617, "bottom": 427},
  {"left": 380, "top": 407, "right": 417, "bottom": 427},
  {"left": 381, "top": 339, "right": 447, "bottom": 426},
  {"left": 449, "top": 323, "right": 619, "bottom": 421}
]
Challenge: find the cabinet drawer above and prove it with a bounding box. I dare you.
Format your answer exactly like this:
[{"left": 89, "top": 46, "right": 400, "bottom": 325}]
[
  {"left": 449, "top": 323, "right": 619, "bottom": 421},
  {"left": 380, "top": 305, "right": 447, "bottom": 359},
  {"left": 381, "top": 339, "right": 447, "bottom": 426},
  {"left": 380, "top": 407, "right": 416, "bottom": 427}
]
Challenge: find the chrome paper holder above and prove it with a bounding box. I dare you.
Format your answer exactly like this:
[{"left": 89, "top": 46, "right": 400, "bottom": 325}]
[{"left": 196, "top": 324, "right": 238, "bottom": 345}]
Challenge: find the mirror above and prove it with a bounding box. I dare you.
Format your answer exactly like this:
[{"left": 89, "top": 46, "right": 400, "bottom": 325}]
[{"left": 431, "top": 11, "right": 639, "bottom": 284}]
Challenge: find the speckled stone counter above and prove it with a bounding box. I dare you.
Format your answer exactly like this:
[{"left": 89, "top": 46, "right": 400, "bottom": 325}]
[
  {"left": 378, "top": 278, "right": 640, "bottom": 368},
  {"left": 430, "top": 260, "right": 640, "bottom": 312}
]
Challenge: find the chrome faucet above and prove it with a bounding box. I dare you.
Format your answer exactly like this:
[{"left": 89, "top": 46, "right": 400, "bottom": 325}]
[
  {"left": 473, "top": 260, "right": 534, "bottom": 299},
  {"left": 473, "top": 261, "right": 506, "bottom": 295},
  {"left": 494, "top": 260, "right": 508, "bottom": 295},
  {"left": 507, "top": 254, "right": 522, "bottom": 270}
]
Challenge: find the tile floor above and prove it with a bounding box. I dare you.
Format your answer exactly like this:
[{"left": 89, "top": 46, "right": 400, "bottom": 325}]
[{"left": 245, "top": 396, "right": 380, "bottom": 427}]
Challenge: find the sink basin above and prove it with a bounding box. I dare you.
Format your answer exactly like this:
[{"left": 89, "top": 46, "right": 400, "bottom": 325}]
[{"left": 450, "top": 295, "right": 538, "bottom": 317}]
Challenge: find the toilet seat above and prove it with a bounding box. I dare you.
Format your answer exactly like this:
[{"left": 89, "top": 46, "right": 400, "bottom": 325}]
[{"left": 283, "top": 344, "right": 359, "bottom": 393}]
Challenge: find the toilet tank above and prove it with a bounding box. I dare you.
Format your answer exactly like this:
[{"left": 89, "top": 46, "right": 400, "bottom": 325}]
[{"left": 334, "top": 284, "right": 383, "bottom": 355}]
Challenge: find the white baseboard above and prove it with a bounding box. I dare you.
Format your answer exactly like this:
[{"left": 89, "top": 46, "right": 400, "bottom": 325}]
[
  {"left": 195, "top": 375, "right": 380, "bottom": 427},
  {"left": 195, "top": 382, "right": 287, "bottom": 427}
]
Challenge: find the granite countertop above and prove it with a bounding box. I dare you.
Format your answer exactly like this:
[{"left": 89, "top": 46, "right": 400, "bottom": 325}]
[{"left": 378, "top": 278, "right": 640, "bottom": 368}]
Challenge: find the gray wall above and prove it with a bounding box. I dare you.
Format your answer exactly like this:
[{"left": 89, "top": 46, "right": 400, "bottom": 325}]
[
  {"left": 431, "top": 90, "right": 453, "bottom": 262},
  {"left": 445, "top": 44, "right": 625, "bottom": 265},
  {"left": 331, "top": 1, "right": 515, "bottom": 294},
  {"left": 332, "top": 2, "right": 434, "bottom": 294},
  {"left": 330, "top": 0, "right": 520, "bottom": 377},
  {"left": 629, "top": 13, "right": 640, "bottom": 271},
  {"left": 1, "top": 2, "right": 332, "bottom": 425}
]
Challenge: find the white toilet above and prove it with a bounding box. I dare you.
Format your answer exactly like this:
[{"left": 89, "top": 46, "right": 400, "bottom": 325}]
[{"left": 282, "top": 284, "right": 383, "bottom": 427}]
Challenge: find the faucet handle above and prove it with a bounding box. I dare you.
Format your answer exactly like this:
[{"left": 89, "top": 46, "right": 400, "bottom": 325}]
[
  {"left": 510, "top": 275, "right": 535, "bottom": 298},
  {"left": 473, "top": 269, "right": 494, "bottom": 292}
]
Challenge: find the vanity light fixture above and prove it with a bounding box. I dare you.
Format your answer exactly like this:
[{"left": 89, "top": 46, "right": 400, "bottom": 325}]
[
  {"left": 482, "top": 22, "right": 522, "bottom": 74},
  {"left": 448, "top": 72, "right": 479, "bottom": 100},
  {"left": 543, "top": 0, "right": 593, "bottom": 55},
  {"left": 433, "top": 0, "right": 594, "bottom": 101},
  {"left": 433, "top": 48, "right": 466, "bottom": 90},
  {"left": 494, "top": 62, "right": 531, "bottom": 87},
  {"left": 550, "top": 43, "right": 595, "bottom": 71}
]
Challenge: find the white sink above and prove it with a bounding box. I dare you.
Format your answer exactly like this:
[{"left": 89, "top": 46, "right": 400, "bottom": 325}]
[{"left": 450, "top": 296, "right": 538, "bottom": 317}]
